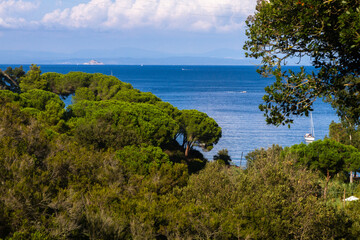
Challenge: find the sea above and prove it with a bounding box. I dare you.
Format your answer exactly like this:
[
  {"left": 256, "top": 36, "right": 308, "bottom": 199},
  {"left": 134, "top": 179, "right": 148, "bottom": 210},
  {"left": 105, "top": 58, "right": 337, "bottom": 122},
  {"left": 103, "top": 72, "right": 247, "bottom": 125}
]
[{"left": 1, "top": 64, "right": 338, "bottom": 166}]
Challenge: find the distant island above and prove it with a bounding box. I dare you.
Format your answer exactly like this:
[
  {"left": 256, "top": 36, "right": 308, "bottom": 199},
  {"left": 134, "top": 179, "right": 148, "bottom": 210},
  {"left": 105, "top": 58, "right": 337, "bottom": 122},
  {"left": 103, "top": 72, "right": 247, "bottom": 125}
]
[{"left": 83, "top": 59, "right": 104, "bottom": 65}]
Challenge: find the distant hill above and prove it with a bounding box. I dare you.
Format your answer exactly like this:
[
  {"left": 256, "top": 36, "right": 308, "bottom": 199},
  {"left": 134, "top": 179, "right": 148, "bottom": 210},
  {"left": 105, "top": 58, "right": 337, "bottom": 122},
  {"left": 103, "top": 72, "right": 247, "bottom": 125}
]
[{"left": 0, "top": 48, "right": 260, "bottom": 65}]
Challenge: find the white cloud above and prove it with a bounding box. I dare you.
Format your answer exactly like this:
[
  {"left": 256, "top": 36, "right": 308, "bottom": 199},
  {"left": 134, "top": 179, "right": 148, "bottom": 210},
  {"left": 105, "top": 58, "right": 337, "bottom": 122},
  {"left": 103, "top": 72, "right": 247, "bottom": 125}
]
[
  {"left": 42, "top": 0, "right": 112, "bottom": 29},
  {"left": 42, "top": 0, "right": 257, "bottom": 32},
  {"left": 0, "top": 0, "right": 39, "bottom": 28},
  {"left": 0, "top": 0, "right": 38, "bottom": 13}
]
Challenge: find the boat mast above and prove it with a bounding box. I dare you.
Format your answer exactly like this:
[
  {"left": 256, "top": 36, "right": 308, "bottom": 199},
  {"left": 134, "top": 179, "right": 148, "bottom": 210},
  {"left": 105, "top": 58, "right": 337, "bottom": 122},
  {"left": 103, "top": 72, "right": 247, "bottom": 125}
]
[
  {"left": 310, "top": 112, "right": 315, "bottom": 137},
  {"left": 304, "top": 112, "right": 315, "bottom": 143}
]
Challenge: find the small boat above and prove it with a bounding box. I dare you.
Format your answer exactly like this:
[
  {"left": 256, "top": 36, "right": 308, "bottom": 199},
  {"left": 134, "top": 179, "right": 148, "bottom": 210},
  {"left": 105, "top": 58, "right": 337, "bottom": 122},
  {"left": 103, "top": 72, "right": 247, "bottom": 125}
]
[
  {"left": 304, "top": 112, "right": 315, "bottom": 143},
  {"left": 304, "top": 133, "right": 315, "bottom": 143}
]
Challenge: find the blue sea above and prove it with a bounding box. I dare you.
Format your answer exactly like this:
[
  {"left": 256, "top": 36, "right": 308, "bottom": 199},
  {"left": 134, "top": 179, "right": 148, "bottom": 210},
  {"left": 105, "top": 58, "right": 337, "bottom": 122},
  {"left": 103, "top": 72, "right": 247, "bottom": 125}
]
[{"left": 1, "top": 64, "right": 338, "bottom": 166}]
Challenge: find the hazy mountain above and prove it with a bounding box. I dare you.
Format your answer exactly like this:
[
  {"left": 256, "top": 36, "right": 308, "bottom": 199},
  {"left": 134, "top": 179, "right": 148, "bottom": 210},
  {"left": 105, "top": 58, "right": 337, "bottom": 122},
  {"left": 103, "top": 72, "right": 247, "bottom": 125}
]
[
  {"left": 72, "top": 47, "right": 173, "bottom": 59},
  {"left": 0, "top": 48, "right": 257, "bottom": 65},
  {"left": 199, "top": 48, "right": 246, "bottom": 59}
]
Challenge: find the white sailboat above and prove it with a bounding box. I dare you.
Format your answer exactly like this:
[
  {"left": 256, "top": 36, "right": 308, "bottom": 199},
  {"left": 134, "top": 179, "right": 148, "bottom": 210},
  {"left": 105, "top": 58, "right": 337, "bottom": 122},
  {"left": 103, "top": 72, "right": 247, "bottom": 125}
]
[{"left": 304, "top": 112, "right": 315, "bottom": 143}]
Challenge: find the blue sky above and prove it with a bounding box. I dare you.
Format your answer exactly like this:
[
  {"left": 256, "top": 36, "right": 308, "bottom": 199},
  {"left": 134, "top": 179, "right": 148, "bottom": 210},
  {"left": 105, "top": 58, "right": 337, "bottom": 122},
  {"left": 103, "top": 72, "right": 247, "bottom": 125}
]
[{"left": 0, "top": 0, "right": 257, "bottom": 62}]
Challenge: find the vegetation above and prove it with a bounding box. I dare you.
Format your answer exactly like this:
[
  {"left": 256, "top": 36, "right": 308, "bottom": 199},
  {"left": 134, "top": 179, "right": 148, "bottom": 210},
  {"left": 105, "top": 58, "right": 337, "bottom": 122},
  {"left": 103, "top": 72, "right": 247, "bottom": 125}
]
[
  {"left": 0, "top": 66, "right": 24, "bottom": 92},
  {"left": 244, "top": 0, "right": 360, "bottom": 127},
  {"left": 283, "top": 139, "right": 360, "bottom": 198},
  {"left": 3, "top": 65, "right": 360, "bottom": 239},
  {"left": 242, "top": 2, "right": 360, "bottom": 237},
  {"left": 178, "top": 109, "right": 221, "bottom": 157},
  {"left": 0, "top": 65, "right": 222, "bottom": 239},
  {"left": 213, "top": 149, "right": 232, "bottom": 165}
]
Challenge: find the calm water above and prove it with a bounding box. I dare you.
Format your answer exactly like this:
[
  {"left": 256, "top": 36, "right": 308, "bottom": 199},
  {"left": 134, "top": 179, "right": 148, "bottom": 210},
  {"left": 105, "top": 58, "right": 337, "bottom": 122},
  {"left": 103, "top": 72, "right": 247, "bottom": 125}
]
[{"left": 2, "top": 65, "right": 338, "bottom": 166}]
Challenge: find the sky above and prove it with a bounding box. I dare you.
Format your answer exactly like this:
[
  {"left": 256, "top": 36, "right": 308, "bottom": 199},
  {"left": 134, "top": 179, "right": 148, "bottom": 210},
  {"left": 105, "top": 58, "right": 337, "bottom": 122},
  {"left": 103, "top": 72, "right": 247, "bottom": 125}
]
[{"left": 0, "top": 0, "right": 258, "bottom": 62}]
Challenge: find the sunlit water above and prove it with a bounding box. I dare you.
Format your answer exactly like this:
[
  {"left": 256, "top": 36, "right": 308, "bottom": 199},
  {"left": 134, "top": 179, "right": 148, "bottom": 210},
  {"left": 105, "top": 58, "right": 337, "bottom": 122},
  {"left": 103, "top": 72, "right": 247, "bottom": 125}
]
[{"left": 2, "top": 65, "right": 338, "bottom": 166}]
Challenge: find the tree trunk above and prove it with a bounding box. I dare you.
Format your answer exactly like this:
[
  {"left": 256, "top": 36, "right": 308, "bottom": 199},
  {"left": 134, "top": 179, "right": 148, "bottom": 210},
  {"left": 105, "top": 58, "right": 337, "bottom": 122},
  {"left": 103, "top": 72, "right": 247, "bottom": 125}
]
[
  {"left": 185, "top": 144, "right": 190, "bottom": 157},
  {"left": 184, "top": 137, "right": 193, "bottom": 157},
  {"left": 0, "top": 69, "right": 18, "bottom": 88}
]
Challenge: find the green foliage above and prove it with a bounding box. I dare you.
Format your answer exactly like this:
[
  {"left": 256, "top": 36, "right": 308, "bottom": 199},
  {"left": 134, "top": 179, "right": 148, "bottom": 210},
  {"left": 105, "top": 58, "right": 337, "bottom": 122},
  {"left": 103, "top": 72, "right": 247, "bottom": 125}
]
[
  {"left": 116, "top": 145, "right": 171, "bottom": 175},
  {"left": 72, "top": 87, "right": 96, "bottom": 103},
  {"left": 179, "top": 109, "right": 222, "bottom": 157},
  {"left": 19, "top": 65, "right": 48, "bottom": 92},
  {"left": 246, "top": 144, "right": 283, "bottom": 167},
  {"left": 19, "top": 89, "right": 65, "bottom": 126},
  {"left": 283, "top": 139, "right": 360, "bottom": 178},
  {"left": 20, "top": 89, "right": 64, "bottom": 111},
  {"left": 0, "top": 66, "right": 24, "bottom": 93},
  {"left": 330, "top": 121, "right": 352, "bottom": 144},
  {"left": 329, "top": 121, "right": 360, "bottom": 150},
  {"left": 0, "top": 89, "right": 67, "bottom": 133},
  {"left": 45, "top": 71, "right": 92, "bottom": 97},
  {"left": 165, "top": 162, "right": 240, "bottom": 239},
  {"left": 69, "top": 100, "right": 178, "bottom": 149},
  {"left": 0, "top": 90, "right": 20, "bottom": 103},
  {"left": 44, "top": 70, "right": 162, "bottom": 107},
  {"left": 244, "top": 0, "right": 360, "bottom": 126},
  {"left": 154, "top": 101, "right": 181, "bottom": 121},
  {"left": 213, "top": 148, "right": 232, "bottom": 165},
  {"left": 328, "top": 75, "right": 360, "bottom": 130},
  {"left": 73, "top": 117, "right": 142, "bottom": 150},
  {"left": 239, "top": 153, "right": 351, "bottom": 239},
  {"left": 113, "top": 89, "right": 160, "bottom": 104},
  {"left": 163, "top": 158, "right": 353, "bottom": 239},
  {"left": 6, "top": 229, "right": 51, "bottom": 240},
  {"left": 41, "top": 72, "right": 63, "bottom": 95},
  {"left": 87, "top": 73, "right": 130, "bottom": 100},
  {"left": 186, "top": 157, "right": 207, "bottom": 174},
  {"left": 344, "top": 201, "right": 360, "bottom": 237},
  {"left": 0, "top": 107, "right": 189, "bottom": 239}
]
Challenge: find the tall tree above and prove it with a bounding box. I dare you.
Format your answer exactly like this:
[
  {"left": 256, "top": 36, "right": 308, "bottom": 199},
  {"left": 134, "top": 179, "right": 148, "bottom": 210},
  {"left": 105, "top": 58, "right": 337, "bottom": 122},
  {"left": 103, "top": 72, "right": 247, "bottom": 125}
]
[
  {"left": 244, "top": 0, "right": 360, "bottom": 126},
  {"left": 178, "top": 110, "right": 222, "bottom": 157}
]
